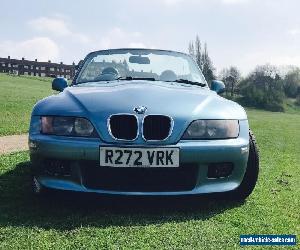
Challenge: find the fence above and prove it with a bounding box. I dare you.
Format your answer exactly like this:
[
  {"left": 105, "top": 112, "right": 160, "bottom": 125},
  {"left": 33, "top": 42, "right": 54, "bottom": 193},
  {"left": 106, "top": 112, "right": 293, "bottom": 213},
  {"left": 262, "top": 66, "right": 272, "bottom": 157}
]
[{"left": 0, "top": 56, "right": 76, "bottom": 79}]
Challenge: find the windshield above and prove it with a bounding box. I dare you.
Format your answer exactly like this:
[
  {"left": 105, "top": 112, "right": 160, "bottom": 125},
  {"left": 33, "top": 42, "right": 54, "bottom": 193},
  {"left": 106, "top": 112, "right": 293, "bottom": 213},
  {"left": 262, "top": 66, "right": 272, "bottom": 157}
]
[{"left": 76, "top": 49, "right": 207, "bottom": 85}]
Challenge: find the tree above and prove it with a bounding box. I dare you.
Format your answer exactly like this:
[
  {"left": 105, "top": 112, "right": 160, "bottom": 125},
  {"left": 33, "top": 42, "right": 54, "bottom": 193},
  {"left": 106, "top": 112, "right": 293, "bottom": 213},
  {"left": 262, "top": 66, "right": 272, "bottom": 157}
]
[
  {"left": 188, "top": 37, "right": 216, "bottom": 84},
  {"left": 201, "top": 43, "right": 215, "bottom": 84},
  {"left": 188, "top": 41, "right": 195, "bottom": 60},
  {"left": 283, "top": 68, "right": 300, "bottom": 98},
  {"left": 219, "top": 66, "right": 241, "bottom": 97},
  {"left": 195, "top": 35, "right": 202, "bottom": 69}
]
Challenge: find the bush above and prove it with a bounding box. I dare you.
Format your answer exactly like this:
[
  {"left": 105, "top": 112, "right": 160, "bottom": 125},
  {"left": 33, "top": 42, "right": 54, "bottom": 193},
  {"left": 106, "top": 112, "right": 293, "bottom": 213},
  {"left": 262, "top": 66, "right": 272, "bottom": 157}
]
[
  {"left": 296, "top": 94, "right": 300, "bottom": 106},
  {"left": 238, "top": 65, "right": 285, "bottom": 112},
  {"left": 239, "top": 84, "right": 285, "bottom": 111}
]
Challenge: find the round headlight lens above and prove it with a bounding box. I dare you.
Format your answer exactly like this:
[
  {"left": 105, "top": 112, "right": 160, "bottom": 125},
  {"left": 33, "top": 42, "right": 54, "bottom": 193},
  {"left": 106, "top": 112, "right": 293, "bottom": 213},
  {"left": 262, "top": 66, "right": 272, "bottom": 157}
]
[{"left": 74, "top": 118, "right": 94, "bottom": 136}]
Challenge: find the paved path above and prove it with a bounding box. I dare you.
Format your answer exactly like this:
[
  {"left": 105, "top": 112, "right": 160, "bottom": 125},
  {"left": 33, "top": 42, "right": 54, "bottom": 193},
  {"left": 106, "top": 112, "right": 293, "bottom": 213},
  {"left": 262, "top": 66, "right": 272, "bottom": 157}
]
[{"left": 0, "top": 134, "right": 28, "bottom": 155}]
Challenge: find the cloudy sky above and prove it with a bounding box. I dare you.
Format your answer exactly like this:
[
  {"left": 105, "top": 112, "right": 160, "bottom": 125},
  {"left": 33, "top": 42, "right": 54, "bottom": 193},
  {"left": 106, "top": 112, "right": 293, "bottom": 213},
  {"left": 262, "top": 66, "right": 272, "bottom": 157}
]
[{"left": 0, "top": 0, "right": 299, "bottom": 75}]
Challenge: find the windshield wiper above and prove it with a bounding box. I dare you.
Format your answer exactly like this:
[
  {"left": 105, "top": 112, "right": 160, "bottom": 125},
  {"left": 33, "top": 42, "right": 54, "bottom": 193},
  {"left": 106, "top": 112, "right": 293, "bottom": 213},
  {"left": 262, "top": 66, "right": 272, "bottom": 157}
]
[
  {"left": 171, "top": 79, "right": 206, "bottom": 87},
  {"left": 117, "top": 76, "right": 156, "bottom": 81},
  {"left": 75, "top": 76, "right": 156, "bottom": 85}
]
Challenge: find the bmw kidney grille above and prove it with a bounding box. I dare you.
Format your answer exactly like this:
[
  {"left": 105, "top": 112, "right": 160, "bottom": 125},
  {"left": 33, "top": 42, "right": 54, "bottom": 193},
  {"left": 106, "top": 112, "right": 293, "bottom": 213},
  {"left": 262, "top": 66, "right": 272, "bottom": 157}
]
[{"left": 108, "top": 114, "right": 172, "bottom": 141}]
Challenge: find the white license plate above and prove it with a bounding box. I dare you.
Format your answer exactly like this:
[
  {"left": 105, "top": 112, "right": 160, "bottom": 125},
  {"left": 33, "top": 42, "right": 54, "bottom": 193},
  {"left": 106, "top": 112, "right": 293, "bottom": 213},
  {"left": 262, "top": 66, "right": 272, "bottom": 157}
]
[{"left": 100, "top": 147, "right": 180, "bottom": 167}]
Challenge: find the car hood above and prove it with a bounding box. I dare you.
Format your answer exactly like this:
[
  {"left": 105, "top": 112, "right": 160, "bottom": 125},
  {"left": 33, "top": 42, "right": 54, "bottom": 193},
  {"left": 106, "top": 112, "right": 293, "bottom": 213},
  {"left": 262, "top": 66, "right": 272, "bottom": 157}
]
[{"left": 33, "top": 81, "right": 247, "bottom": 144}]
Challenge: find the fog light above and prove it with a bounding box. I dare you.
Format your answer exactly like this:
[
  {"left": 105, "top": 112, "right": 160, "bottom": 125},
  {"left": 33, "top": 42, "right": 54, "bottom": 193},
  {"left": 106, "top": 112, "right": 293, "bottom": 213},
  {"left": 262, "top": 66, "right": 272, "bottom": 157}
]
[
  {"left": 29, "top": 140, "right": 38, "bottom": 149},
  {"left": 207, "top": 163, "right": 234, "bottom": 178},
  {"left": 44, "top": 159, "right": 71, "bottom": 177}
]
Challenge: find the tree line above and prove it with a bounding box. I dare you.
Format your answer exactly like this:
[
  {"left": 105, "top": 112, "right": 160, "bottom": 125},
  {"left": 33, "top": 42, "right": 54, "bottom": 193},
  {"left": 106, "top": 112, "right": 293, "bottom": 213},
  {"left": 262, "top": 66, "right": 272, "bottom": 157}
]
[{"left": 188, "top": 36, "right": 300, "bottom": 112}]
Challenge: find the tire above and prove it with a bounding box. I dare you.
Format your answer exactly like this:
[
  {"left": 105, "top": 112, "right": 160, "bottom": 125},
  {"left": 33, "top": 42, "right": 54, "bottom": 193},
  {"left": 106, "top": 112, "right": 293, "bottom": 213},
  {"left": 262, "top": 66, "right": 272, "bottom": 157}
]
[{"left": 228, "top": 129, "right": 259, "bottom": 200}]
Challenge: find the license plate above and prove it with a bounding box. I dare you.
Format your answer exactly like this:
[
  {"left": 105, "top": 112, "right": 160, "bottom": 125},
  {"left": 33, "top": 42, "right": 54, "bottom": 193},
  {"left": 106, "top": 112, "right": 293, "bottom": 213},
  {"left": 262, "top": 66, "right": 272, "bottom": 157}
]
[{"left": 100, "top": 147, "right": 180, "bottom": 167}]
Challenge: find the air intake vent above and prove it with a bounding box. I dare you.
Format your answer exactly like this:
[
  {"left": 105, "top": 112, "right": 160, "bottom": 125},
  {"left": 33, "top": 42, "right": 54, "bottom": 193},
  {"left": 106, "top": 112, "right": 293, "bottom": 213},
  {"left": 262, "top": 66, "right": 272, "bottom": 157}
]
[
  {"left": 81, "top": 161, "right": 198, "bottom": 192},
  {"left": 143, "top": 115, "right": 172, "bottom": 140},
  {"left": 109, "top": 114, "right": 138, "bottom": 140}
]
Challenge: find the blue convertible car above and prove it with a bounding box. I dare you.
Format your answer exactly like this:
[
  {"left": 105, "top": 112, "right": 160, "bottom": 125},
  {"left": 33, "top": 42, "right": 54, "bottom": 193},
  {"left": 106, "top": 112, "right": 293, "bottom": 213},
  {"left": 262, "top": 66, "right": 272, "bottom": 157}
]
[{"left": 29, "top": 48, "right": 259, "bottom": 200}]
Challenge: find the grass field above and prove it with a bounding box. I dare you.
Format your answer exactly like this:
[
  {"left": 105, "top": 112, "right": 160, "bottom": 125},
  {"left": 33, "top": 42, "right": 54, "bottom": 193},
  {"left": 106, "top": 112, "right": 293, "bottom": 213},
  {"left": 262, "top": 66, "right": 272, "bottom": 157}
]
[
  {"left": 0, "top": 109, "right": 299, "bottom": 249},
  {"left": 0, "top": 73, "right": 299, "bottom": 249},
  {"left": 0, "top": 74, "right": 53, "bottom": 136}
]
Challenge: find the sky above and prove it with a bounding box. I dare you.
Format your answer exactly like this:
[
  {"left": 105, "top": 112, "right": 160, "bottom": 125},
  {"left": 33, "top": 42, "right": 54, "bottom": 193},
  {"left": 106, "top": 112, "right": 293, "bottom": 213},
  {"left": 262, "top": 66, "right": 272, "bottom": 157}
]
[{"left": 0, "top": 0, "right": 300, "bottom": 75}]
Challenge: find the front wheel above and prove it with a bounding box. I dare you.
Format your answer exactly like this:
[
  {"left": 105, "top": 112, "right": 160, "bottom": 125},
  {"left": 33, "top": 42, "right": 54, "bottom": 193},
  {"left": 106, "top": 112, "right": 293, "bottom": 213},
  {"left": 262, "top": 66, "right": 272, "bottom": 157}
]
[{"left": 228, "top": 129, "right": 259, "bottom": 200}]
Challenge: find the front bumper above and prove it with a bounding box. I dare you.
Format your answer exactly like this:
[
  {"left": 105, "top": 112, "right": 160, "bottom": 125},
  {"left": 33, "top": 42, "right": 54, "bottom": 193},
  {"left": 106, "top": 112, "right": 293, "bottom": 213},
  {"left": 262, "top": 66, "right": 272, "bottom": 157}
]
[{"left": 29, "top": 120, "right": 249, "bottom": 196}]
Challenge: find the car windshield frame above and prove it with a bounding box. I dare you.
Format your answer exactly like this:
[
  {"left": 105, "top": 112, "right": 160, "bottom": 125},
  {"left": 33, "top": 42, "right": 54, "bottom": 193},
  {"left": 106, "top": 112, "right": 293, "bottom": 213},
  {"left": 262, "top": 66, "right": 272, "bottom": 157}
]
[{"left": 73, "top": 48, "right": 208, "bottom": 86}]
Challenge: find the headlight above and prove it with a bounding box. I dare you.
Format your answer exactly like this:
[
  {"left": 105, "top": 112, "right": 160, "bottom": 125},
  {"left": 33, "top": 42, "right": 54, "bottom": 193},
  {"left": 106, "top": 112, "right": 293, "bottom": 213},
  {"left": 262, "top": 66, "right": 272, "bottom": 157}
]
[
  {"left": 41, "top": 116, "right": 97, "bottom": 137},
  {"left": 182, "top": 120, "right": 239, "bottom": 139}
]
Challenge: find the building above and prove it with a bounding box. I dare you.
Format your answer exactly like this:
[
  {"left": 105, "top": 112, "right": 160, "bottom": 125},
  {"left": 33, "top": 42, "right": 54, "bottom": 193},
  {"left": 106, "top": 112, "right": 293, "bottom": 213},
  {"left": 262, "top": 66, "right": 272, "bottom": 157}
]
[{"left": 0, "top": 56, "right": 76, "bottom": 79}]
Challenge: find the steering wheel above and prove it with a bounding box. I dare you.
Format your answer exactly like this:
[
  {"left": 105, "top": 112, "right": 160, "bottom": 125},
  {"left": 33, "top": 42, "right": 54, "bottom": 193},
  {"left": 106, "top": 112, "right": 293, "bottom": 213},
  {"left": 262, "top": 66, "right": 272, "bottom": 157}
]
[
  {"left": 160, "top": 70, "right": 177, "bottom": 82},
  {"left": 101, "top": 67, "right": 119, "bottom": 76},
  {"left": 95, "top": 67, "right": 120, "bottom": 81}
]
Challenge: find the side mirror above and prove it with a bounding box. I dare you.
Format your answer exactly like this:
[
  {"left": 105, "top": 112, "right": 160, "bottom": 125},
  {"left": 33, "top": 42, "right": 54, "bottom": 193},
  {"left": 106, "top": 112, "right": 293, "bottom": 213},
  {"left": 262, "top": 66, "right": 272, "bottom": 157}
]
[
  {"left": 52, "top": 77, "right": 68, "bottom": 92},
  {"left": 211, "top": 80, "right": 225, "bottom": 94}
]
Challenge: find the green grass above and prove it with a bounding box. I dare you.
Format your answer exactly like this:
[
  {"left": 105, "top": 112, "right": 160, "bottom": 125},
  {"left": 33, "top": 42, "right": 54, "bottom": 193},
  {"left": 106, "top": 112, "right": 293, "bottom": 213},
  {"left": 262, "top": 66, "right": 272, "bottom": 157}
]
[
  {"left": 0, "top": 73, "right": 53, "bottom": 136},
  {"left": 285, "top": 98, "right": 300, "bottom": 114},
  {"left": 0, "top": 109, "right": 299, "bottom": 249}
]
